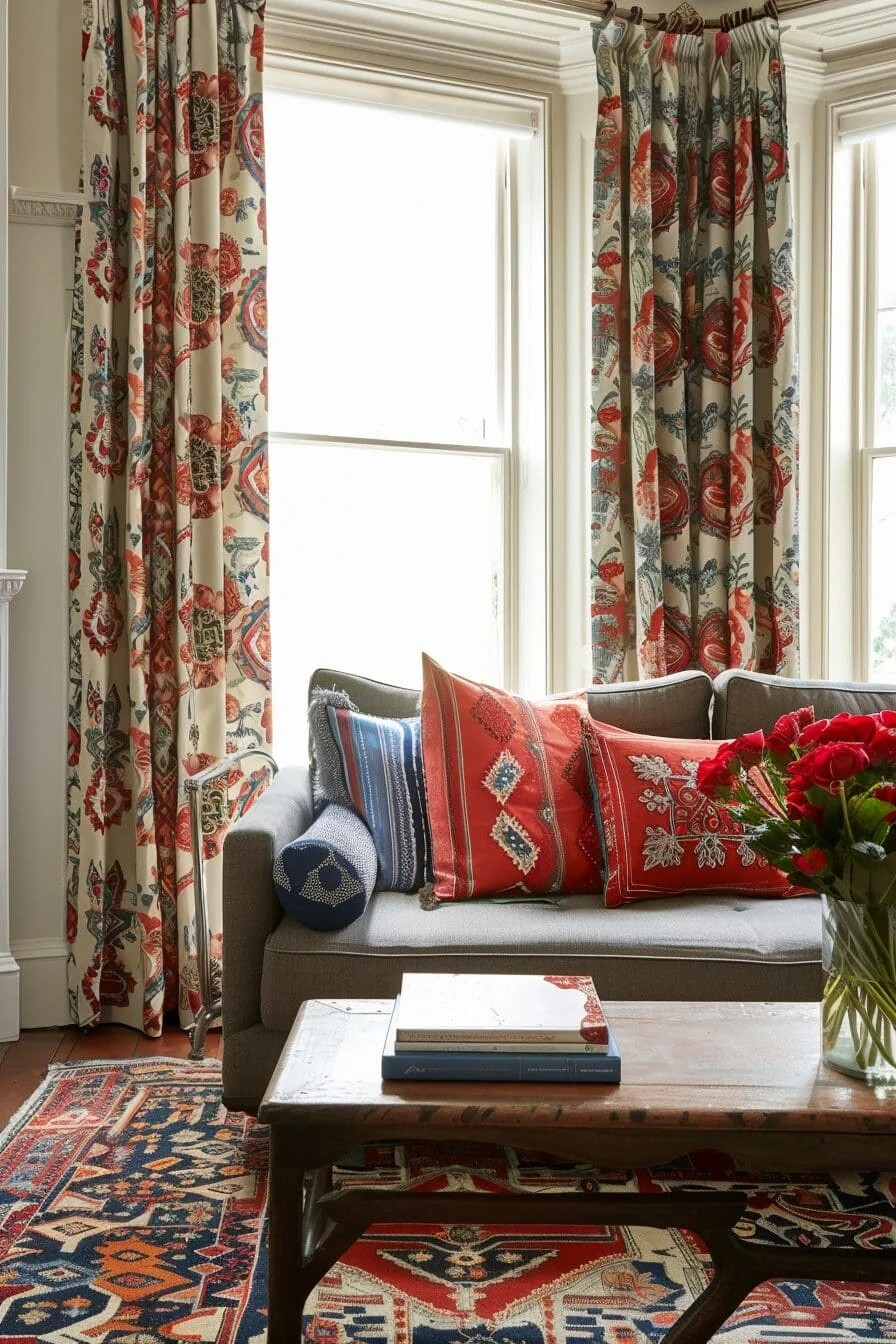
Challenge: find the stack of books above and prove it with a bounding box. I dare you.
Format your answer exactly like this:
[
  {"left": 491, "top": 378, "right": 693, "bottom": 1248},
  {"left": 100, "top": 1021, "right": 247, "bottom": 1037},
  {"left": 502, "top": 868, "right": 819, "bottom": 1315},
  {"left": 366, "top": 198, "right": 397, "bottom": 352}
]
[{"left": 381, "top": 973, "right": 620, "bottom": 1083}]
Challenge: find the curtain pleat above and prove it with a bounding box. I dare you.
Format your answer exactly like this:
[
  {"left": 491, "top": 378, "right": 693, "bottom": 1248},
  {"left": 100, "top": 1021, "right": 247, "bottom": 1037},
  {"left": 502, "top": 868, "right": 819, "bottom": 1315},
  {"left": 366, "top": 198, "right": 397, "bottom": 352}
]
[
  {"left": 67, "top": 0, "right": 271, "bottom": 1033},
  {"left": 591, "top": 16, "right": 799, "bottom": 682}
]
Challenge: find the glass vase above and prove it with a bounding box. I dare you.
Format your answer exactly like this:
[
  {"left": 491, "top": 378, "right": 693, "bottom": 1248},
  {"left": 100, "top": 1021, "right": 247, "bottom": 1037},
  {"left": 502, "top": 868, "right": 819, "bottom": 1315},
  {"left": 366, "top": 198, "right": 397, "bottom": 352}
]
[{"left": 821, "top": 880, "right": 896, "bottom": 1085}]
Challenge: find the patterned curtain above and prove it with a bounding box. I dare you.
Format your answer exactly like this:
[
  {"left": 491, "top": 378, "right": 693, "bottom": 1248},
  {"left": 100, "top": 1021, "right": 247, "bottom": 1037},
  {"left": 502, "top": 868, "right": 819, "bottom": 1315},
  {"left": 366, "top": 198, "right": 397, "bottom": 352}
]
[
  {"left": 590, "top": 13, "right": 799, "bottom": 682},
  {"left": 67, "top": 0, "right": 271, "bottom": 1033}
]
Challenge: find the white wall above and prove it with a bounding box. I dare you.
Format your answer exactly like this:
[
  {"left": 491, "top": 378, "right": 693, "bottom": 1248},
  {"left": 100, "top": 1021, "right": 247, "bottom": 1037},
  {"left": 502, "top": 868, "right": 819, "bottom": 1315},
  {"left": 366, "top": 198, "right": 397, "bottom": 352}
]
[{"left": 7, "top": 0, "right": 81, "bottom": 1026}]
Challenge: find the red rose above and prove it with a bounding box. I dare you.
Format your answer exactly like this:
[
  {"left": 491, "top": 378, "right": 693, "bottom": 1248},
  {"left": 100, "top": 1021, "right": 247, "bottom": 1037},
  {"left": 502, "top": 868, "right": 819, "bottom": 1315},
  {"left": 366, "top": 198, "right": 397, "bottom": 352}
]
[
  {"left": 798, "top": 713, "right": 878, "bottom": 748},
  {"left": 785, "top": 788, "right": 827, "bottom": 827},
  {"left": 796, "top": 742, "right": 870, "bottom": 793},
  {"left": 766, "top": 707, "right": 815, "bottom": 752},
  {"left": 821, "top": 713, "right": 878, "bottom": 744},
  {"left": 696, "top": 744, "right": 739, "bottom": 797},
  {"left": 872, "top": 783, "right": 896, "bottom": 823},
  {"left": 792, "top": 847, "right": 827, "bottom": 877},
  {"left": 731, "top": 729, "right": 766, "bottom": 766},
  {"left": 797, "top": 717, "right": 832, "bottom": 748},
  {"left": 869, "top": 726, "right": 896, "bottom": 764}
]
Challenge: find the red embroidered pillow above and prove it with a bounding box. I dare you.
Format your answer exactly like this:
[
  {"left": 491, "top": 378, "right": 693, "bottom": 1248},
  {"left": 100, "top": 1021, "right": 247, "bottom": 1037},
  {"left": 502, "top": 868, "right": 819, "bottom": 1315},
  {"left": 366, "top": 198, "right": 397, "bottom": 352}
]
[
  {"left": 582, "top": 720, "right": 798, "bottom": 907},
  {"left": 421, "top": 655, "right": 601, "bottom": 901}
]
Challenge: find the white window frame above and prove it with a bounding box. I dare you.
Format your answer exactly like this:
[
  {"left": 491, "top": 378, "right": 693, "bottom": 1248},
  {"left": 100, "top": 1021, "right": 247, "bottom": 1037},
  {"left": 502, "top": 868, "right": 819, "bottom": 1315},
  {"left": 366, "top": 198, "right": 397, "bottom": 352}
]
[
  {"left": 265, "top": 54, "right": 551, "bottom": 697},
  {"left": 858, "top": 134, "right": 896, "bottom": 682},
  {"left": 825, "top": 104, "right": 896, "bottom": 682}
]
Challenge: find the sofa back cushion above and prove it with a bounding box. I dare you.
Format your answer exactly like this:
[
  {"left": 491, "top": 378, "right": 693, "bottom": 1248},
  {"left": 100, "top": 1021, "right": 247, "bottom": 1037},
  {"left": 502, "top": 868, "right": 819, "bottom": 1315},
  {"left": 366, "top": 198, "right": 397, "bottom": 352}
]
[
  {"left": 712, "top": 670, "right": 896, "bottom": 739},
  {"left": 587, "top": 670, "right": 713, "bottom": 738},
  {"left": 308, "top": 668, "right": 419, "bottom": 718}
]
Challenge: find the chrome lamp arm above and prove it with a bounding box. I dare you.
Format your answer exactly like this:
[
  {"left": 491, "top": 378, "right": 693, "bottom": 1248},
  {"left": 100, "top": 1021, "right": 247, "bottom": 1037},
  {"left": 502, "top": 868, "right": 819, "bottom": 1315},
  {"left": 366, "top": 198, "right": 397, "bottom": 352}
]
[{"left": 184, "top": 747, "right": 279, "bottom": 1060}]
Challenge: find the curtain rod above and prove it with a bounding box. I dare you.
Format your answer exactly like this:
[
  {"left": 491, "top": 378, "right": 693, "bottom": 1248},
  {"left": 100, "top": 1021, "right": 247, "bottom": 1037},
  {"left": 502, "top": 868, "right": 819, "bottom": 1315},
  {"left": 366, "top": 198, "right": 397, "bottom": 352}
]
[{"left": 516, "top": 0, "right": 822, "bottom": 30}]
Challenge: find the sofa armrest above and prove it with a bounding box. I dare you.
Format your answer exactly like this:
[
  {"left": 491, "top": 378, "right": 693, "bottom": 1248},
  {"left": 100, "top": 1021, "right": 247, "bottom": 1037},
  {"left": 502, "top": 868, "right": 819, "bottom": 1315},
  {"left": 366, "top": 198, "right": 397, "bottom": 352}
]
[{"left": 223, "top": 764, "right": 314, "bottom": 1037}]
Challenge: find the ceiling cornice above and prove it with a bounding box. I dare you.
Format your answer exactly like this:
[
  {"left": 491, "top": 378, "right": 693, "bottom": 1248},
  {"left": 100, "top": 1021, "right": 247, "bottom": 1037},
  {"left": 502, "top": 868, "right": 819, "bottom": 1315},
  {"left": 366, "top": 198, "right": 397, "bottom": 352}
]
[
  {"left": 268, "top": 0, "right": 896, "bottom": 98},
  {"left": 266, "top": 0, "right": 591, "bottom": 92}
]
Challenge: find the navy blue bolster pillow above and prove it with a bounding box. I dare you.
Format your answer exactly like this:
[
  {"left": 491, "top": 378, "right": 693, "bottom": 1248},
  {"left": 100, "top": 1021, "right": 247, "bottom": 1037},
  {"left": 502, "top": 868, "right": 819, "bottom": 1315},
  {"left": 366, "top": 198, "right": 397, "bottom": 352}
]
[{"left": 273, "top": 803, "right": 377, "bottom": 931}]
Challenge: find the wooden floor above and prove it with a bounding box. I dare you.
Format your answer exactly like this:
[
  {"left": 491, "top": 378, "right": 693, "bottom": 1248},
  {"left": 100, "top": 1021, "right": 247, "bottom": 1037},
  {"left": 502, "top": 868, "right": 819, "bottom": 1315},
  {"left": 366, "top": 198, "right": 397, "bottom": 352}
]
[{"left": 0, "top": 1022, "right": 221, "bottom": 1130}]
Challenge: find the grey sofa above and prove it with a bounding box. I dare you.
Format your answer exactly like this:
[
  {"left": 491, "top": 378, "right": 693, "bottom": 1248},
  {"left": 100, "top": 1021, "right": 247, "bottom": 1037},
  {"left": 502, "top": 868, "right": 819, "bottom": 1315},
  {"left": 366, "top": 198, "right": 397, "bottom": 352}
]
[{"left": 222, "top": 666, "right": 896, "bottom": 1111}]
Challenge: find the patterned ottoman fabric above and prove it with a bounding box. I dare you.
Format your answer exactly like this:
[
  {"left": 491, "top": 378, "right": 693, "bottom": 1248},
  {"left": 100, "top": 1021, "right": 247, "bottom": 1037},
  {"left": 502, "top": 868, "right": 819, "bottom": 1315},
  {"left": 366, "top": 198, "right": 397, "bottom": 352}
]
[{"left": 303, "top": 1142, "right": 896, "bottom": 1344}]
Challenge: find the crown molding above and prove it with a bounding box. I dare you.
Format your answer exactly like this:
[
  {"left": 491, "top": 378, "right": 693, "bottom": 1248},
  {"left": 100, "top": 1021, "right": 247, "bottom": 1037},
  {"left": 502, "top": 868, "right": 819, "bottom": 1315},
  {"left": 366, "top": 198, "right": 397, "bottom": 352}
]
[
  {"left": 267, "top": 0, "right": 593, "bottom": 91},
  {"left": 270, "top": 0, "right": 896, "bottom": 101},
  {"left": 8, "top": 188, "right": 84, "bottom": 227},
  {"left": 822, "top": 40, "right": 896, "bottom": 90},
  {"left": 781, "top": 43, "right": 826, "bottom": 99}
]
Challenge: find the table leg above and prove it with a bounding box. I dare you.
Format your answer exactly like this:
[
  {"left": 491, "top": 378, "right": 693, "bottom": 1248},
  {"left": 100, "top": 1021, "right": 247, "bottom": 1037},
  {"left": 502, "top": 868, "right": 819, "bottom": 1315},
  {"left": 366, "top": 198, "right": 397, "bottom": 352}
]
[
  {"left": 661, "top": 1229, "right": 763, "bottom": 1344},
  {"left": 267, "top": 1127, "right": 306, "bottom": 1344}
]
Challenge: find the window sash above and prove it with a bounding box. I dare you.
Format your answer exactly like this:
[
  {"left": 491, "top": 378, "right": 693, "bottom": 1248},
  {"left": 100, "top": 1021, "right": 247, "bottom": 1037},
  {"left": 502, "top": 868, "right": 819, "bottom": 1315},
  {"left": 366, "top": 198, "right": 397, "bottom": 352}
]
[
  {"left": 264, "top": 65, "right": 548, "bottom": 697},
  {"left": 857, "top": 139, "right": 896, "bottom": 675}
]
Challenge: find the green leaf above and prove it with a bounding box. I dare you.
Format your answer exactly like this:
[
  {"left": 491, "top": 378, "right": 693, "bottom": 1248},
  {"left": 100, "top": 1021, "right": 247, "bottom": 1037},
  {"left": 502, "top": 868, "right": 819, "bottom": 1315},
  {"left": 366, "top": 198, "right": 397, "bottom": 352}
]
[{"left": 850, "top": 797, "right": 896, "bottom": 836}]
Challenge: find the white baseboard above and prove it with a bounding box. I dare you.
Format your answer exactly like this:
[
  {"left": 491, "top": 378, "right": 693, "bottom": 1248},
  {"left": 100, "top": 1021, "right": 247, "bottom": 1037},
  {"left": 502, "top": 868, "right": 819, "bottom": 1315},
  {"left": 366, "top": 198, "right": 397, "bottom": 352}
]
[
  {"left": 11, "top": 938, "right": 69, "bottom": 1029},
  {"left": 0, "top": 951, "right": 20, "bottom": 1040}
]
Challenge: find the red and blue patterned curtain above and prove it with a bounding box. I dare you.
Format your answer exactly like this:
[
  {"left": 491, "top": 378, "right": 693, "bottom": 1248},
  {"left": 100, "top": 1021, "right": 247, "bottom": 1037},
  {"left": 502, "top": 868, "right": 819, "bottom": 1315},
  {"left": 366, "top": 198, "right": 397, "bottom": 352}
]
[
  {"left": 590, "top": 12, "right": 798, "bottom": 682},
  {"left": 67, "top": 0, "right": 271, "bottom": 1032}
]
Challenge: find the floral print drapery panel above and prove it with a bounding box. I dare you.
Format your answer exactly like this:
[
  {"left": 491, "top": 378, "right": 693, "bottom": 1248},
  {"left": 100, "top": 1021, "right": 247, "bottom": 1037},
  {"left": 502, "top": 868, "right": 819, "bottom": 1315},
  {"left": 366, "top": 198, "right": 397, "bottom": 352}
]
[
  {"left": 590, "top": 15, "right": 799, "bottom": 682},
  {"left": 67, "top": 0, "right": 270, "bottom": 1033}
]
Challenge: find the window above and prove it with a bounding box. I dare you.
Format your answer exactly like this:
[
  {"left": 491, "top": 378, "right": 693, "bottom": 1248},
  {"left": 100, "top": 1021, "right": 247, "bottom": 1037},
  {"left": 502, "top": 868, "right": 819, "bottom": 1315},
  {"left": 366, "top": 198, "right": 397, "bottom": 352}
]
[
  {"left": 866, "top": 132, "right": 896, "bottom": 678},
  {"left": 265, "top": 76, "right": 547, "bottom": 762}
]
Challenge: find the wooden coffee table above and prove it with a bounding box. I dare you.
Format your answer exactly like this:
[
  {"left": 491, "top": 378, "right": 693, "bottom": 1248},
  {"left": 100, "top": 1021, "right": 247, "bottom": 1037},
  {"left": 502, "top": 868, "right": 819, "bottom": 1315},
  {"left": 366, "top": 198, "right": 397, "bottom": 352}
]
[{"left": 258, "top": 999, "right": 896, "bottom": 1344}]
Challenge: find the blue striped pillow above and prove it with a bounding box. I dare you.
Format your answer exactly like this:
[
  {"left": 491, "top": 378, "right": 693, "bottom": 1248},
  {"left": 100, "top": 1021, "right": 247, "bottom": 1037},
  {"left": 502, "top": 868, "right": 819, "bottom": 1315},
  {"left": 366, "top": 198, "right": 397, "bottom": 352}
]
[{"left": 326, "top": 706, "right": 431, "bottom": 893}]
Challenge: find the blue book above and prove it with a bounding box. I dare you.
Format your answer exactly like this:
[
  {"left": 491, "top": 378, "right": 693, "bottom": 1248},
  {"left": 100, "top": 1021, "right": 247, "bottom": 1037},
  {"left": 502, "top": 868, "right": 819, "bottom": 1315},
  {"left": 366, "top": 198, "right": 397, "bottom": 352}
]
[{"left": 382, "top": 998, "right": 621, "bottom": 1084}]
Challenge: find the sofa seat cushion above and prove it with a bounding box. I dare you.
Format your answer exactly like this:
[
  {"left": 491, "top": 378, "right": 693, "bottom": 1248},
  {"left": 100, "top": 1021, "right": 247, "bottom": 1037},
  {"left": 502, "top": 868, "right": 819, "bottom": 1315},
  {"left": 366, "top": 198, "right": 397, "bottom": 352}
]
[{"left": 259, "top": 892, "right": 823, "bottom": 1032}]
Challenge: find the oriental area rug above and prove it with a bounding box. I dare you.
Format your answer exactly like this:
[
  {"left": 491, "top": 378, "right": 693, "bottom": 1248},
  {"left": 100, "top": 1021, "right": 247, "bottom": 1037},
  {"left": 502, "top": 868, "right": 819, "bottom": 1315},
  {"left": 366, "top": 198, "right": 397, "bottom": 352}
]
[{"left": 0, "top": 1059, "right": 894, "bottom": 1343}]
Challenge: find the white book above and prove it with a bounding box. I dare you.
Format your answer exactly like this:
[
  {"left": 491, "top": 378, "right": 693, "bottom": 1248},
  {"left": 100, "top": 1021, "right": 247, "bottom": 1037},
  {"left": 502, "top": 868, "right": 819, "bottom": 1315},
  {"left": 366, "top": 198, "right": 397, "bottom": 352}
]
[
  {"left": 394, "top": 973, "right": 609, "bottom": 1051},
  {"left": 394, "top": 1038, "right": 602, "bottom": 1054}
]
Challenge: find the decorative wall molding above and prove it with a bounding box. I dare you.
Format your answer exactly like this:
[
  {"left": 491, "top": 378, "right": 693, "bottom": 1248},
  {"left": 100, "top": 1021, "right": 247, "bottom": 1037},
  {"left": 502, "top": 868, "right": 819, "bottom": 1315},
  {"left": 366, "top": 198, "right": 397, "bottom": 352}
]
[
  {"left": 0, "top": 567, "right": 25, "bottom": 601},
  {"left": 8, "top": 187, "right": 84, "bottom": 227},
  {"left": 0, "top": 568, "right": 24, "bottom": 1040},
  {"left": 12, "top": 938, "right": 69, "bottom": 1029}
]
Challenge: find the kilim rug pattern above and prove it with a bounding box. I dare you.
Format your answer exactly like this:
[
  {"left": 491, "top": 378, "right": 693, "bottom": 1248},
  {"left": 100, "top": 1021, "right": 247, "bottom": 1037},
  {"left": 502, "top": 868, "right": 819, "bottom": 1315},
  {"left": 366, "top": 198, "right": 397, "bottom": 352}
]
[
  {"left": 0, "top": 1059, "right": 894, "bottom": 1343},
  {"left": 0, "top": 1059, "right": 268, "bottom": 1342}
]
